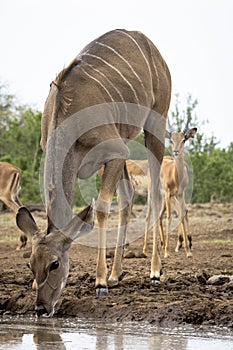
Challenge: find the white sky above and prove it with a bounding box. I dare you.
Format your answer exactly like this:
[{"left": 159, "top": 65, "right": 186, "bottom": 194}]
[{"left": 1, "top": 0, "right": 232, "bottom": 148}]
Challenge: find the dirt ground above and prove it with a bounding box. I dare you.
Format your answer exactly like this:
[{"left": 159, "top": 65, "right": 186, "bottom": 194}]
[{"left": 0, "top": 203, "right": 233, "bottom": 329}]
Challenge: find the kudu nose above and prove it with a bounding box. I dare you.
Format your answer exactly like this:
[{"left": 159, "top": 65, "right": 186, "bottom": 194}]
[
  {"left": 35, "top": 304, "right": 47, "bottom": 317},
  {"left": 173, "top": 150, "right": 179, "bottom": 157}
]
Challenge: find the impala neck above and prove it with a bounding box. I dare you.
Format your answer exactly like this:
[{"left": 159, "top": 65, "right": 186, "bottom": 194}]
[{"left": 174, "top": 153, "right": 186, "bottom": 189}]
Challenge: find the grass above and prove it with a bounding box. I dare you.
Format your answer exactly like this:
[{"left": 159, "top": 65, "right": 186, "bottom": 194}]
[
  {"left": 201, "top": 238, "right": 233, "bottom": 244},
  {"left": 0, "top": 235, "right": 18, "bottom": 242},
  {"left": 0, "top": 213, "right": 14, "bottom": 223},
  {"left": 218, "top": 207, "right": 231, "bottom": 214}
]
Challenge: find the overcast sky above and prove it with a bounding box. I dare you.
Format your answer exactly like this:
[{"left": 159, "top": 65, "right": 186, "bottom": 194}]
[{"left": 1, "top": 0, "right": 232, "bottom": 148}]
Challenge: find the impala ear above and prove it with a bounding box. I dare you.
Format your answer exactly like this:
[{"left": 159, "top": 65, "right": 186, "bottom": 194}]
[
  {"left": 185, "top": 128, "right": 197, "bottom": 140},
  {"left": 16, "top": 207, "right": 39, "bottom": 236},
  {"left": 64, "top": 200, "right": 95, "bottom": 241}
]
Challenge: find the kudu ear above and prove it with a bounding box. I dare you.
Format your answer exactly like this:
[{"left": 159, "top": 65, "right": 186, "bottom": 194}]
[
  {"left": 185, "top": 127, "right": 197, "bottom": 140},
  {"left": 16, "top": 207, "right": 39, "bottom": 236},
  {"left": 63, "top": 200, "right": 95, "bottom": 241}
]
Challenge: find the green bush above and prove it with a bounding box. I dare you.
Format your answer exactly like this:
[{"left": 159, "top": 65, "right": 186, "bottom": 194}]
[{"left": 0, "top": 84, "right": 232, "bottom": 206}]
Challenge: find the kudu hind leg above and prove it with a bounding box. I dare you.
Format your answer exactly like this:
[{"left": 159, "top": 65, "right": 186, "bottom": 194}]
[
  {"left": 109, "top": 164, "right": 134, "bottom": 284},
  {"left": 95, "top": 159, "right": 125, "bottom": 296},
  {"left": 158, "top": 202, "right": 166, "bottom": 250},
  {"left": 142, "top": 195, "right": 151, "bottom": 256},
  {"left": 144, "top": 130, "right": 164, "bottom": 284}
]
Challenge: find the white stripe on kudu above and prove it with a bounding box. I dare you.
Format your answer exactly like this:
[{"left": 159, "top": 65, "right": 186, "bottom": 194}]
[
  {"left": 81, "top": 68, "right": 114, "bottom": 102},
  {"left": 151, "top": 56, "right": 160, "bottom": 91},
  {"left": 116, "top": 29, "right": 154, "bottom": 103},
  {"left": 95, "top": 41, "right": 149, "bottom": 103},
  {"left": 85, "top": 62, "right": 125, "bottom": 103},
  {"left": 84, "top": 53, "right": 140, "bottom": 104}
]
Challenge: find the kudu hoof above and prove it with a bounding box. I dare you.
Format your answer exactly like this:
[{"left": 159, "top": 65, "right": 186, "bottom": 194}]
[{"left": 96, "top": 287, "right": 108, "bottom": 297}]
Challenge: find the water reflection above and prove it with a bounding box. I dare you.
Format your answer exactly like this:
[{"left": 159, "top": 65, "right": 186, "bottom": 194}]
[
  {"left": 0, "top": 316, "right": 232, "bottom": 350},
  {"left": 33, "top": 328, "right": 66, "bottom": 350}
]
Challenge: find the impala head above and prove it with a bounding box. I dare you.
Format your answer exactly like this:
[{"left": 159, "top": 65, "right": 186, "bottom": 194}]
[
  {"left": 166, "top": 127, "right": 197, "bottom": 157},
  {"left": 16, "top": 204, "right": 94, "bottom": 317},
  {"left": 171, "top": 129, "right": 197, "bottom": 157}
]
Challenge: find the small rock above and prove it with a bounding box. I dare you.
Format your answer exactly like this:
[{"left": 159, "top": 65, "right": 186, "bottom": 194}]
[
  {"left": 124, "top": 251, "right": 136, "bottom": 259},
  {"left": 207, "top": 275, "right": 231, "bottom": 285}
]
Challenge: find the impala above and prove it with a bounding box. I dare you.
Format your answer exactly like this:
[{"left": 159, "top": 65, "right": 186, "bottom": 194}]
[
  {"left": 124, "top": 159, "right": 179, "bottom": 256},
  {"left": 0, "top": 161, "right": 27, "bottom": 249},
  {"left": 16, "top": 29, "right": 171, "bottom": 317},
  {"left": 159, "top": 125, "right": 197, "bottom": 257},
  {"left": 126, "top": 123, "right": 196, "bottom": 258}
]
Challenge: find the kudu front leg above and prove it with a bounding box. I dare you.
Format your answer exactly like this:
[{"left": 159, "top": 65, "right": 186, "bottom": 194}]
[
  {"left": 95, "top": 159, "right": 125, "bottom": 297},
  {"left": 142, "top": 198, "right": 151, "bottom": 256}
]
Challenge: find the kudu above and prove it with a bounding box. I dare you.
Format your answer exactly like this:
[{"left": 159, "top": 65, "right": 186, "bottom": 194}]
[
  {"left": 16, "top": 29, "right": 171, "bottom": 317},
  {"left": 0, "top": 161, "right": 27, "bottom": 250}
]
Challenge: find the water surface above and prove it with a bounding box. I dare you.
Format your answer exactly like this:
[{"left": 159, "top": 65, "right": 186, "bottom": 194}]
[{"left": 0, "top": 316, "right": 232, "bottom": 350}]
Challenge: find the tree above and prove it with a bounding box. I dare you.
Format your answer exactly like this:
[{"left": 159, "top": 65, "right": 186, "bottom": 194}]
[
  {"left": 169, "top": 94, "right": 233, "bottom": 203},
  {"left": 0, "top": 82, "right": 232, "bottom": 205},
  {"left": 170, "top": 93, "right": 219, "bottom": 153},
  {"left": 0, "top": 83, "right": 17, "bottom": 147}
]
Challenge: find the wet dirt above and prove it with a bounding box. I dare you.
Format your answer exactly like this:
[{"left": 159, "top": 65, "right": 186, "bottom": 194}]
[{"left": 0, "top": 203, "right": 233, "bottom": 329}]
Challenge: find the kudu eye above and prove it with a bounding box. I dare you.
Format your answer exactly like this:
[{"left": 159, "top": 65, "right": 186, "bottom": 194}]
[{"left": 50, "top": 260, "right": 60, "bottom": 271}]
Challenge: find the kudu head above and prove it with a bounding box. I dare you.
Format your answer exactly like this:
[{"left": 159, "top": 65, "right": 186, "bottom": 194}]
[
  {"left": 166, "top": 118, "right": 197, "bottom": 157},
  {"left": 16, "top": 203, "right": 94, "bottom": 317}
]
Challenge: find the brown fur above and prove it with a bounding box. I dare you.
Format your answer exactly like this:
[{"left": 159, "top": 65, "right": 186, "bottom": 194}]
[
  {"left": 0, "top": 162, "right": 26, "bottom": 250},
  {"left": 18, "top": 29, "right": 172, "bottom": 316}
]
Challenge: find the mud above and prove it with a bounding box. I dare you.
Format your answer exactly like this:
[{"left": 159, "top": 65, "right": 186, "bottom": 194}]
[{"left": 0, "top": 203, "right": 233, "bottom": 329}]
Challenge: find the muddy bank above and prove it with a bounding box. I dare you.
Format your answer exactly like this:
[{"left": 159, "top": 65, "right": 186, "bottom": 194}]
[{"left": 0, "top": 203, "right": 233, "bottom": 329}]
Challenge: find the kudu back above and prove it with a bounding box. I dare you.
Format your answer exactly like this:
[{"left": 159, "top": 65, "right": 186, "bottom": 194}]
[{"left": 16, "top": 29, "right": 171, "bottom": 317}]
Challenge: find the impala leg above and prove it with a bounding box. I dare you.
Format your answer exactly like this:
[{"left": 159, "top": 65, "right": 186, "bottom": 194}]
[
  {"left": 16, "top": 188, "right": 28, "bottom": 249},
  {"left": 175, "top": 222, "right": 183, "bottom": 252},
  {"left": 183, "top": 209, "right": 192, "bottom": 257},
  {"left": 178, "top": 195, "right": 192, "bottom": 258},
  {"left": 95, "top": 159, "right": 125, "bottom": 296},
  {"left": 187, "top": 215, "right": 192, "bottom": 251},
  {"left": 16, "top": 232, "right": 28, "bottom": 250},
  {"left": 109, "top": 164, "right": 134, "bottom": 284},
  {"left": 2, "top": 195, "right": 28, "bottom": 250}
]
